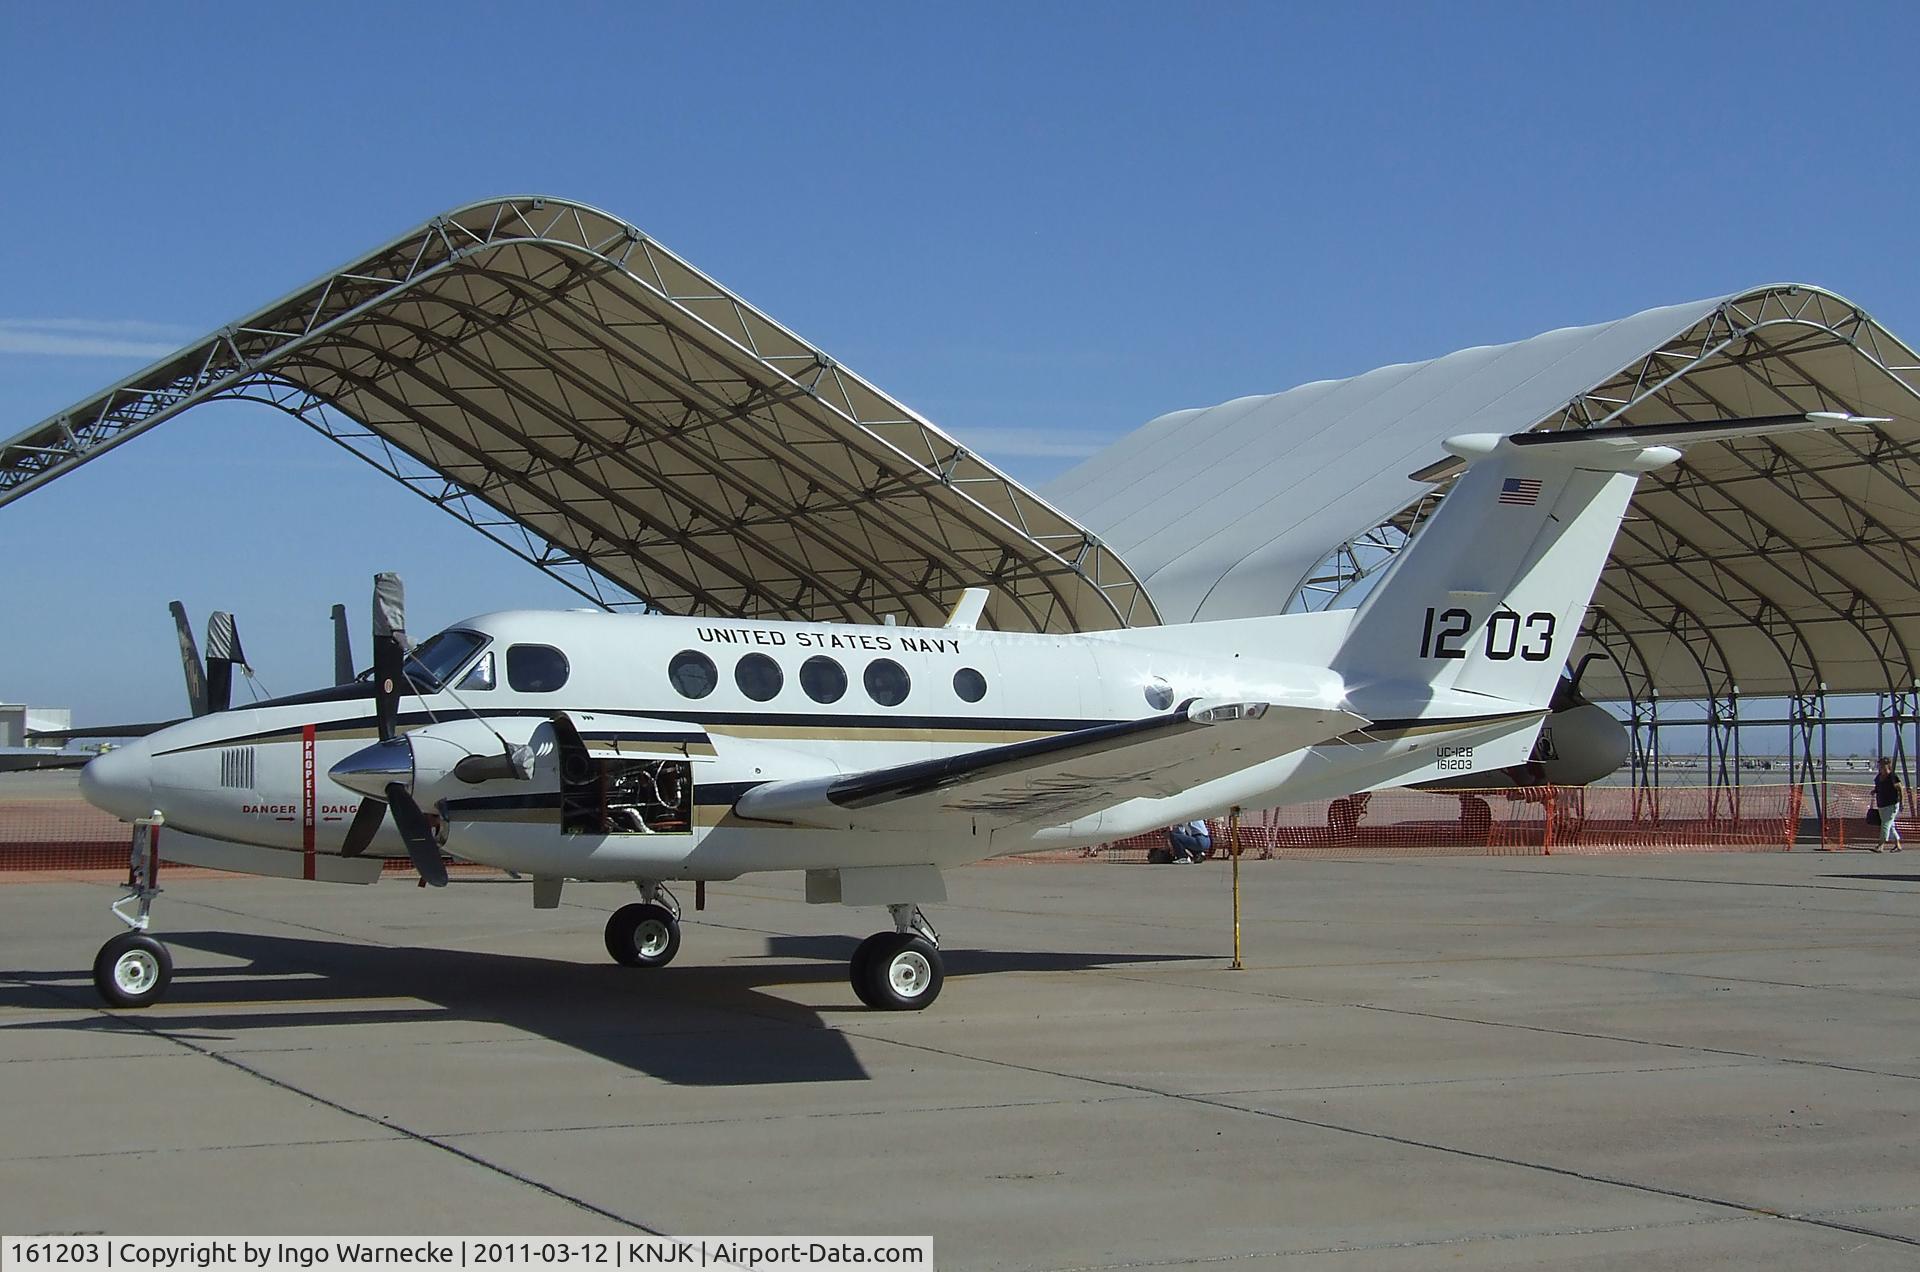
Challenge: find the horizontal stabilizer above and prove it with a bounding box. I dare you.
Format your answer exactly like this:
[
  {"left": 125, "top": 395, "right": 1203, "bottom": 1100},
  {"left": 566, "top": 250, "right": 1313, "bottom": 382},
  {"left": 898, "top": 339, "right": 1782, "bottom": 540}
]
[
  {"left": 1409, "top": 412, "right": 1887, "bottom": 482},
  {"left": 734, "top": 697, "right": 1366, "bottom": 831}
]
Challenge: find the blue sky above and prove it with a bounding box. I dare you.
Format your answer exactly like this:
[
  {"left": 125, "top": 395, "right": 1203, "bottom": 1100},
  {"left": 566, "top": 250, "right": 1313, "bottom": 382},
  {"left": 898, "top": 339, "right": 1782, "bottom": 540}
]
[{"left": 3, "top": 3, "right": 1917, "bottom": 729}]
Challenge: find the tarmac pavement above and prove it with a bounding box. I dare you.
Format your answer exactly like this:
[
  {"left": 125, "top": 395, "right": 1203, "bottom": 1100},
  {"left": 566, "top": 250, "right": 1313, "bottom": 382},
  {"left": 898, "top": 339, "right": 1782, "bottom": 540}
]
[{"left": 1, "top": 850, "right": 1917, "bottom": 1269}]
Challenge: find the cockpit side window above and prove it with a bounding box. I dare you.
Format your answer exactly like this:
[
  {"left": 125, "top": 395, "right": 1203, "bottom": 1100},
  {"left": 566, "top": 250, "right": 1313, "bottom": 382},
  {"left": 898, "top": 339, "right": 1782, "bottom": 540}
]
[
  {"left": 507, "top": 644, "right": 570, "bottom": 693},
  {"left": 456, "top": 650, "right": 495, "bottom": 691},
  {"left": 403, "top": 629, "right": 488, "bottom": 691}
]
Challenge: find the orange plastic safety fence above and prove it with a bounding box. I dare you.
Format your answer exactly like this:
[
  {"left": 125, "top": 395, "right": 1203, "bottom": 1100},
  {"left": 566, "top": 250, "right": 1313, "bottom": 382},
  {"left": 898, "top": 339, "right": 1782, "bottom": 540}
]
[
  {"left": 1081, "top": 785, "right": 1805, "bottom": 863},
  {"left": 1819, "top": 783, "right": 1911, "bottom": 852},
  {"left": 0, "top": 799, "right": 128, "bottom": 870},
  {"left": 0, "top": 785, "right": 1814, "bottom": 874},
  {"left": 0, "top": 799, "right": 504, "bottom": 877}
]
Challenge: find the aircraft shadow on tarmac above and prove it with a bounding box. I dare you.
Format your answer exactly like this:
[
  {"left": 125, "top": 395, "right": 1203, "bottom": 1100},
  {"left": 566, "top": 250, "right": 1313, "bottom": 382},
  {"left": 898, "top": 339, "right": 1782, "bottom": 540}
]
[
  {"left": 2, "top": 929, "right": 1205, "bottom": 1086},
  {"left": 1824, "top": 873, "right": 1920, "bottom": 883}
]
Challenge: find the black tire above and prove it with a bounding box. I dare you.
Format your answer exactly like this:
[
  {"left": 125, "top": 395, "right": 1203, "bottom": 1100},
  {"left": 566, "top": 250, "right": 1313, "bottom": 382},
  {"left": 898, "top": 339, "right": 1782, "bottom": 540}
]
[
  {"left": 858, "top": 933, "right": 943, "bottom": 1010},
  {"left": 849, "top": 932, "right": 891, "bottom": 1008},
  {"left": 93, "top": 933, "right": 173, "bottom": 1009},
  {"left": 604, "top": 903, "right": 681, "bottom": 968}
]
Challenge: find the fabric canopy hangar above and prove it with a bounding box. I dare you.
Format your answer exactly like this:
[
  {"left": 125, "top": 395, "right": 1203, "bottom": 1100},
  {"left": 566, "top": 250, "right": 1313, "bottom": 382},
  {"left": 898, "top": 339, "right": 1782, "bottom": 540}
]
[
  {"left": 1048, "top": 285, "right": 1920, "bottom": 715},
  {"left": 0, "top": 196, "right": 1155, "bottom": 636}
]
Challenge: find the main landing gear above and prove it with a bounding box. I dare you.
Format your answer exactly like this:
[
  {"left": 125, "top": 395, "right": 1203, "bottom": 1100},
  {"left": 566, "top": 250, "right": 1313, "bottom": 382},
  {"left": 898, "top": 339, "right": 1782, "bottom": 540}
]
[
  {"left": 605, "top": 881, "right": 682, "bottom": 968},
  {"left": 604, "top": 886, "right": 945, "bottom": 1010},
  {"left": 850, "top": 904, "right": 944, "bottom": 1011},
  {"left": 94, "top": 820, "right": 173, "bottom": 1009}
]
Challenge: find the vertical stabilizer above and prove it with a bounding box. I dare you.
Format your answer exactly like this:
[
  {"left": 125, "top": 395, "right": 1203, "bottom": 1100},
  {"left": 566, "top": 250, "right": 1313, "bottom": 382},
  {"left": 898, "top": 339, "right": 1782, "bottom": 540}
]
[
  {"left": 169, "top": 600, "right": 207, "bottom": 717},
  {"left": 1331, "top": 413, "right": 1883, "bottom": 712},
  {"left": 331, "top": 603, "right": 355, "bottom": 685},
  {"left": 1332, "top": 433, "right": 1672, "bottom": 711}
]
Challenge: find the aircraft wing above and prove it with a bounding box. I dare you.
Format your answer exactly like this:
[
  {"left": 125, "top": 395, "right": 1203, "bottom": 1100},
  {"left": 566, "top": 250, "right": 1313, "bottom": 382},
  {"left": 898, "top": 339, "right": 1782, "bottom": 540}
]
[{"left": 732, "top": 698, "right": 1366, "bottom": 831}]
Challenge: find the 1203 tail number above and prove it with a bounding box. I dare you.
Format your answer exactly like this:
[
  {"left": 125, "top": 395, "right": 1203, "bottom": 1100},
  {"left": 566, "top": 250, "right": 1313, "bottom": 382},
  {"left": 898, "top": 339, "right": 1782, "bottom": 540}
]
[{"left": 1419, "top": 607, "right": 1555, "bottom": 662}]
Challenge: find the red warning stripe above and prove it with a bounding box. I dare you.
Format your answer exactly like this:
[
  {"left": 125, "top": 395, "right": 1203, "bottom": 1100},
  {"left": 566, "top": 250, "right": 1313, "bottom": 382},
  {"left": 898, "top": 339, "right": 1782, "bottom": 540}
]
[{"left": 301, "top": 724, "right": 317, "bottom": 880}]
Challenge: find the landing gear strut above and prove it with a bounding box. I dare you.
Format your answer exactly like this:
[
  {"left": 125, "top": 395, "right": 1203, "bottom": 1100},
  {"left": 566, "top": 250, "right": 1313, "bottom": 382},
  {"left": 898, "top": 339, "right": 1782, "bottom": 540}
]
[
  {"left": 851, "top": 904, "right": 943, "bottom": 1010},
  {"left": 94, "top": 819, "right": 173, "bottom": 1009},
  {"left": 605, "top": 881, "right": 681, "bottom": 968}
]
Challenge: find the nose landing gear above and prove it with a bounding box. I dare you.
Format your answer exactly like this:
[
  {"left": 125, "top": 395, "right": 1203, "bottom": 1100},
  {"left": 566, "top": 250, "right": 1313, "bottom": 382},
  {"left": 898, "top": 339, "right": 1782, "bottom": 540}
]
[
  {"left": 851, "top": 904, "right": 944, "bottom": 1010},
  {"left": 93, "top": 819, "right": 173, "bottom": 1009}
]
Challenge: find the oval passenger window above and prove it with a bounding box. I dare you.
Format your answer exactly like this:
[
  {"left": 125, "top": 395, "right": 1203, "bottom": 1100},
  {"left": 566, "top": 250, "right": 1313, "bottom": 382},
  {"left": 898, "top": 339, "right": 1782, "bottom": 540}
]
[
  {"left": 800, "top": 655, "right": 848, "bottom": 704},
  {"left": 735, "top": 652, "right": 784, "bottom": 702},
  {"left": 864, "top": 658, "right": 911, "bottom": 706},
  {"left": 669, "top": 650, "right": 718, "bottom": 699},
  {"left": 952, "top": 667, "right": 987, "bottom": 703},
  {"left": 507, "top": 644, "right": 570, "bottom": 693}
]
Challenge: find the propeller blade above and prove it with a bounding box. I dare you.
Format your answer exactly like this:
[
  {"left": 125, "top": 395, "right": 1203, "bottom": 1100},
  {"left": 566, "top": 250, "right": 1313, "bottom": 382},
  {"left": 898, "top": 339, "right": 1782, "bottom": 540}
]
[
  {"left": 372, "top": 573, "right": 407, "bottom": 742},
  {"left": 169, "top": 601, "right": 208, "bottom": 718},
  {"left": 339, "top": 796, "right": 386, "bottom": 858},
  {"left": 204, "top": 611, "right": 247, "bottom": 713},
  {"left": 331, "top": 604, "right": 356, "bottom": 686},
  {"left": 385, "top": 782, "right": 447, "bottom": 887}
]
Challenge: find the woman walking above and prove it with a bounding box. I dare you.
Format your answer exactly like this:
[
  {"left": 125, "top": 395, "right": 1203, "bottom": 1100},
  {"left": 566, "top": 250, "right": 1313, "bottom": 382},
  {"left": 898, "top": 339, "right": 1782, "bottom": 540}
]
[{"left": 1872, "top": 758, "right": 1903, "bottom": 852}]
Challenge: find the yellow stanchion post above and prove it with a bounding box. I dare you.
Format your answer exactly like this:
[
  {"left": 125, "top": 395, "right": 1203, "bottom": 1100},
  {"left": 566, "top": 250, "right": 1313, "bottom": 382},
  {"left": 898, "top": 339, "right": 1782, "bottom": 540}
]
[{"left": 1229, "top": 804, "right": 1243, "bottom": 971}]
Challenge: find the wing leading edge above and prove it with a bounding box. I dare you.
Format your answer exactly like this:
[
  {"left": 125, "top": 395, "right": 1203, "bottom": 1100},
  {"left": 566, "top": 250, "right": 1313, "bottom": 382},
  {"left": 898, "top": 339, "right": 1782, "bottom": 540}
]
[{"left": 733, "top": 698, "right": 1367, "bottom": 831}]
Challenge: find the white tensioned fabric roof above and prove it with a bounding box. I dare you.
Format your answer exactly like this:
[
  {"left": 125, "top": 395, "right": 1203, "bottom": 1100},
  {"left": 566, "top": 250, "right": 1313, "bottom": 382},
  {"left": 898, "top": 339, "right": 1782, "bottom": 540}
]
[
  {"left": 1047, "top": 286, "right": 1920, "bottom": 702},
  {"left": 0, "top": 197, "right": 1155, "bottom": 635}
]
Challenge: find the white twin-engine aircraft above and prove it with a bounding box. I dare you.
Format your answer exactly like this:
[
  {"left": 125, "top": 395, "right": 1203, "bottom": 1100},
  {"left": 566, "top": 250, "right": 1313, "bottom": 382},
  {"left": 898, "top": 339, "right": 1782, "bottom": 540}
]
[{"left": 77, "top": 415, "right": 1870, "bottom": 1011}]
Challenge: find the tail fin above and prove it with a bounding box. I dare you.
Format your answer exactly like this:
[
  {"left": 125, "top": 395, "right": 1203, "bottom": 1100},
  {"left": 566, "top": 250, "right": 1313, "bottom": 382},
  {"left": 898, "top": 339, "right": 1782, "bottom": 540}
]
[
  {"left": 169, "top": 600, "right": 208, "bottom": 717},
  {"left": 1333, "top": 413, "right": 1882, "bottom": 710},
  {"left": 331, "top": 603, "right": 356, "bottom": 685}
]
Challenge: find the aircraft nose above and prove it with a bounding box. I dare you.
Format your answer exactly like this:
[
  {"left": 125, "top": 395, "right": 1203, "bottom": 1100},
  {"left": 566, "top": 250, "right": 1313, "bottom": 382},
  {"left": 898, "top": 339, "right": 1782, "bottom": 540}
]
[{"left": 78, "top": 743, "right": 156, "bottom": 822}]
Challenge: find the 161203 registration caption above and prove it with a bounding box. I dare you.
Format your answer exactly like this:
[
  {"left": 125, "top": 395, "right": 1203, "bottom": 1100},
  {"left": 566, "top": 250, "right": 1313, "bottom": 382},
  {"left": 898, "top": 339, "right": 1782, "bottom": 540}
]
[{"left": 2, "top": 1239, "right": 932, "bottom": 1272}]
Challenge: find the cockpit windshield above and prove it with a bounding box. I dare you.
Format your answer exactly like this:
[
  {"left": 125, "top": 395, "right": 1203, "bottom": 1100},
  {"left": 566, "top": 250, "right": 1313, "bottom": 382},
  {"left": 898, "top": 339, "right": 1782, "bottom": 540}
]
[{"left": 402, "top": 629, "right": 489, "bottom": 691}]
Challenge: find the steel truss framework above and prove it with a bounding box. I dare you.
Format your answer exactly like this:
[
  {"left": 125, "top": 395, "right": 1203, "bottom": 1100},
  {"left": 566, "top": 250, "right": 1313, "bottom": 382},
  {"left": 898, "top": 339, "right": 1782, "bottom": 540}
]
[
  {"left": 1292, "top": 286, "right": 1920, "bottom": 820},
  {"left": 0, "top": 197, "right": 1156, "bottom": 634}
]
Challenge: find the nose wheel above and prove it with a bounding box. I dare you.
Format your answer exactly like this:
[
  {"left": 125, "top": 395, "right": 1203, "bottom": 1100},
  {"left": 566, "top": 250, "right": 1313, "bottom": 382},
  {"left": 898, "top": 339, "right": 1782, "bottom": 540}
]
[
  {"left": 94, "top": 932, "right": 173, "bottom": 1008},
  {"left": 95, "top": 819, "right": 173, "bottom": 1009}
]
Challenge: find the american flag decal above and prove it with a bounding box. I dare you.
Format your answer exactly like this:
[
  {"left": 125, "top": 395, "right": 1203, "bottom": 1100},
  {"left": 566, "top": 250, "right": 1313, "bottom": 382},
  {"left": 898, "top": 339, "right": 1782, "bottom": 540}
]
[{"left": 1499, "top": 477, "right": 1543, "bottom": 506}]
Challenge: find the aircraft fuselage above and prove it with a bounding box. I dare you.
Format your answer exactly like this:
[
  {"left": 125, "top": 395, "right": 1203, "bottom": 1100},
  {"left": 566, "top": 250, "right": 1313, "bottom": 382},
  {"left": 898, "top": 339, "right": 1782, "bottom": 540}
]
[{"left": 80, "top": 606, "right": 1543, "bottom": 881}]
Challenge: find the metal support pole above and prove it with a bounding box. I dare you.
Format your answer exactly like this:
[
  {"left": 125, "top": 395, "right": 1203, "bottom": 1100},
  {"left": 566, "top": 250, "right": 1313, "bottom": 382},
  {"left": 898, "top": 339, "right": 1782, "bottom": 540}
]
[
  {"left": 1650, "top": 689, "right": 1661, "bottom": 796},
  {"left": 1911, "top": 682, "right": 1919, "bottom": 795},
  {"left": 1790, "top": 691, "right": 1826, "bottom": 837},
  {"left": 1820, "top": 685, "right": 1831, "bottom": 819},
  {"left": 1731, "top": 688, "right": 1742, "bottom": 789},
  {"left": 1229, "top": 806, "right": 1243, "bottom": 972},
  {"left": 1889, "top": 689, "right": 1915, "bottom": 792}
]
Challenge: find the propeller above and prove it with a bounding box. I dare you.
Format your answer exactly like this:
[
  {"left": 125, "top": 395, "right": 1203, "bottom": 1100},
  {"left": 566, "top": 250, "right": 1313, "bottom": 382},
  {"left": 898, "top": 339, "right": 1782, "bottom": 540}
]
[
  {"left": 203, "top": 611, "right": 248, "bottom": 713},
  {"left": 169, "top": 602, "right": 250, "bottom": 714},
  {"left": 334, "top": 573, "right": 448, "bottom": 887}
]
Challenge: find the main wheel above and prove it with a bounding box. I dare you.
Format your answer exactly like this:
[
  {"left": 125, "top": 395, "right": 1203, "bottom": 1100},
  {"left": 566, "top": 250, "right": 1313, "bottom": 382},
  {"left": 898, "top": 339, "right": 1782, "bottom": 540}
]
[
  {"left": 849, "top": 932, "right": 892, "bottom": 1008},
  {"left": 857, "top": 933, "right": 944, "bottom": 1010},
  {"left": 605, "top": 903, "right": 681, "bottom": 968},
  {"left": 93, "top": 933, "right": 173, "bottom": 1009}
]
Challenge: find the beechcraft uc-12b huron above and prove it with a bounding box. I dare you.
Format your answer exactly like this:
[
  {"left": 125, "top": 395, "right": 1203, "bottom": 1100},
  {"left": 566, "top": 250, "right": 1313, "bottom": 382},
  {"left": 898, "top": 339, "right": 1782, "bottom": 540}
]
[{"left": 75, "top": 413, "right": 1872, "bottom": 1011}]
